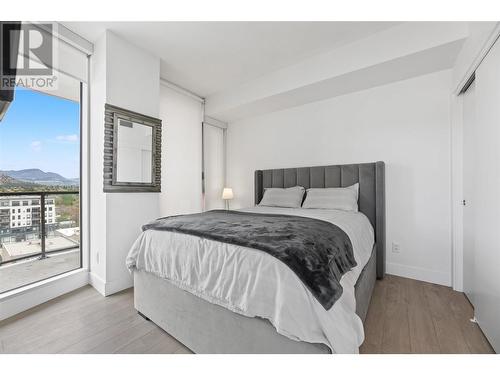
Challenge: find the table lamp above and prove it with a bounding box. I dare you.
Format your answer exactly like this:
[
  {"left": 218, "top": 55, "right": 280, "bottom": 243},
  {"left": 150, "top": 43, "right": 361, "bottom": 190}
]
[{"left": 222, "top": 188, "right": 234, "bottom": 210}]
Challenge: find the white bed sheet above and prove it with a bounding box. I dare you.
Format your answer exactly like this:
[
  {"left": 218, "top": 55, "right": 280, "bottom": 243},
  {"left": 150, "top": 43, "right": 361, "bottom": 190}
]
[{"left": 126, "top": 206, "right": 374, "bottom": 353}]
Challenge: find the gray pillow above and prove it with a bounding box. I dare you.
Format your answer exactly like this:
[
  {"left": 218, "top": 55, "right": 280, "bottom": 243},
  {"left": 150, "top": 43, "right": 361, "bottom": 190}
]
[
  {"left": 302, "top": 183, "right": 359, "bottom": 211},
  {"left": 258, "top": 186, "right": 305, "bottom": 208}
]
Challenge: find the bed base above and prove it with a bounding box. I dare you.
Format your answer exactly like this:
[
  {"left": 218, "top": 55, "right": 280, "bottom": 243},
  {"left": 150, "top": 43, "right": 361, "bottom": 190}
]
[{"left": 134, "top": 244, "right": 376, "bottom": 354}]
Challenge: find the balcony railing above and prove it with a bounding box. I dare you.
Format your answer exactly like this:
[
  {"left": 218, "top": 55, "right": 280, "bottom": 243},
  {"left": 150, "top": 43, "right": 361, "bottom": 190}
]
[{"left": 0, "top": 191, "right": 80, "bottom": 266}]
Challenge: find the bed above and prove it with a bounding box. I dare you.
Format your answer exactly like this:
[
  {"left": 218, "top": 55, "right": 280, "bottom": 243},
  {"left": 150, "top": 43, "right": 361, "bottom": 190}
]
[{"left": 127, "top": 162, "right": 385, "bottom": 353}]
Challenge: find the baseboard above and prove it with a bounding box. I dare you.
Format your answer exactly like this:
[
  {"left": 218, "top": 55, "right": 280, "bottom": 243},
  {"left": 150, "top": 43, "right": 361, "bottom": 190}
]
[
  {"left": 386, "top": 262, "right": 451, "bottom": 286},
  {"left": 88, "top": 272, "right": 106, "bottom": 296},
  {"left": 104, "top": 274, "right": 133, "bottom": 296},
  {"left": 89, "top": 272, "right": 132, "bottom": 296},
  {"left": 0, "top": 269, "right": 89, "bottom": 321}
]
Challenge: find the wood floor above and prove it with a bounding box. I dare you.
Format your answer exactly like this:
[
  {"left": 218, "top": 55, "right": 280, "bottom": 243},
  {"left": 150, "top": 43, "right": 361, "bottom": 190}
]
[
  {"left": 0, "top": 275, "right": 494, "bottom": 354},
  {"left": 0, "top": 286, "right": 191, "bottom": 354},
  {"left": 360, "top": 275, "right": 494, "bottom": 354}
]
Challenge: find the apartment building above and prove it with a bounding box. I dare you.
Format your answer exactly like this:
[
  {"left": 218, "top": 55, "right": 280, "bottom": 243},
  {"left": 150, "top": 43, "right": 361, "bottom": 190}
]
[{"left": 0, "top": 197, "right": 55, "bottom": 242}]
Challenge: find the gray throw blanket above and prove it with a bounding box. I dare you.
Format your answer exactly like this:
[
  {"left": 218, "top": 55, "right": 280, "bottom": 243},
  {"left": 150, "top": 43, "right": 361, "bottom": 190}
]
[{"left": 142, "top": 210, "right": 356, "bottom": 310}]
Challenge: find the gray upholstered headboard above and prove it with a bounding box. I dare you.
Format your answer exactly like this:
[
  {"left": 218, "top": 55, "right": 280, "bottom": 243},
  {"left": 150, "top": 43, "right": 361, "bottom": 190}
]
[{"left": 254, "top": 161, "right": 385, "bottom": 279}]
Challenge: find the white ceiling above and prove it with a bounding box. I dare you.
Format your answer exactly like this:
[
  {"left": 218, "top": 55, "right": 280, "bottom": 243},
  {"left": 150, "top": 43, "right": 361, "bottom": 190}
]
[{"left": 63, "top": 22, "right": 400, "bottom": 97}]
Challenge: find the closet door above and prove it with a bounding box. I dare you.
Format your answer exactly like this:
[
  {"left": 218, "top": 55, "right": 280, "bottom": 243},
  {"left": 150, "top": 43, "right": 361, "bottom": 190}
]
[
  {"left": 462, "top": 80, "right": 476, "bottom": 304},
  {"left": 203, "top": 123, "right": 225, "bottom": 210},
  {"left": 473, "top": 38, "right": 500, "bottom": 352}
]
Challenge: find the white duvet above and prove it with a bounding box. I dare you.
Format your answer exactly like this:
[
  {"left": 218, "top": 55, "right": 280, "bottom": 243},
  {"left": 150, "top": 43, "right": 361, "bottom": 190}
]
[{"left": 126, "top": 206, "right": 374, "bottom": 353}]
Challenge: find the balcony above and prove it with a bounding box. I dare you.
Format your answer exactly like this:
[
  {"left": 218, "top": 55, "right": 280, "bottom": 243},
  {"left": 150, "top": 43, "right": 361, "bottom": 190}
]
[{"left": 0, "top": 191, "right": 80, "bottom": 294}]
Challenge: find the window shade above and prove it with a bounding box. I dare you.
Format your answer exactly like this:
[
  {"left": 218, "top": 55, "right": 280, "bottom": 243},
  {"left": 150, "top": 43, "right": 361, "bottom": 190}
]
[{"left": 15, "top": 23, "right": 89, "bottom": 101}]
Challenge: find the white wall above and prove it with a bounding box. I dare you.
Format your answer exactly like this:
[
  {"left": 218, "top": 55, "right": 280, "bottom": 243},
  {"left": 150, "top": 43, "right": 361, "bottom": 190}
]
[
  {"left": 105, "top": 32, "right": 161, "bottom": 295},
  {"left": 227, "top": 69, "right": 453, "bottom": 286},
  {"left": 89, "top": 32, "right": 205, "bottom": 296},
  {"left": 158, "top": 85, "right": 203, "bottom": 216},
  {"left": 89, "top": 31, "right": 108, "bottom": 289},
  {"left": 89, "top": 31, "right": 161, "bottom": 295}
]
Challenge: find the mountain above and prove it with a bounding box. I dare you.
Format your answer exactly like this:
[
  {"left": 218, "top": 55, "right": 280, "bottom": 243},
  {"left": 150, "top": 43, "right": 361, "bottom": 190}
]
[
  {"left": 0, "top": 174, "right": 42, "bottom": 189},
  {"left": 0, "top": 174, "right": 19, "bottom": 185},
  {"left": 0, "top": 169, "right": 79, "bottom": 186}
]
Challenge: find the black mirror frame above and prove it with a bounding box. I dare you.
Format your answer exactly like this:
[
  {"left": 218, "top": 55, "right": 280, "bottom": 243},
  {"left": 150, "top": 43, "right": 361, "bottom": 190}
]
[{"left": 103, "top": 103, "right": 162, "bottom": 192}]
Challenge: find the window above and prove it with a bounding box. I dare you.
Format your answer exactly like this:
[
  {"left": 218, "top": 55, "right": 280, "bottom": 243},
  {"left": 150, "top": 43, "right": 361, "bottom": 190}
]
[
  {"left": 203, "top": 123, "right": 226, "bottom": 210},
  {"left": 0, "top": 84, "right": 82, "bottom": 293},
  {"left": 0, "top": 22, "right": 88, "bottom": 295}
]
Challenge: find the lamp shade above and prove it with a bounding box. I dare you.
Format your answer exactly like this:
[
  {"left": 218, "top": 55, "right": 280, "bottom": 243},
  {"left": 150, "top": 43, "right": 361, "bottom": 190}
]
[{"left": 222, "top": 188, "right": 234, "bottom": 200}]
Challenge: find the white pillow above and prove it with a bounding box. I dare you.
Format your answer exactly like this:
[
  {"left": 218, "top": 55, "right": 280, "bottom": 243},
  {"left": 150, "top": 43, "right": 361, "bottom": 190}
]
[
  {"left": 258, "top": 186, "right": 305, "bottom": 208},
  {"left": 302, "top": 183, "right": 359, "bottom": 211}
]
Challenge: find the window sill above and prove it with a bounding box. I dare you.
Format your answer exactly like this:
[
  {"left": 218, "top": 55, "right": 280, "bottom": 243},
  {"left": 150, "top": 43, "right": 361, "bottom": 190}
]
[{"left": 0, "top": 268, "right": 89, "bottom": 320}]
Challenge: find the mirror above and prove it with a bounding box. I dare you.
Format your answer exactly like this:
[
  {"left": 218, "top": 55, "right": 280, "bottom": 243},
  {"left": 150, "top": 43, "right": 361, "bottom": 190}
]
[
  {"left": 116, "top": 119, "right": 153, "bottom": 184},
  {"left": 103, "top": 104, "right": 162, "bottom": 192}
]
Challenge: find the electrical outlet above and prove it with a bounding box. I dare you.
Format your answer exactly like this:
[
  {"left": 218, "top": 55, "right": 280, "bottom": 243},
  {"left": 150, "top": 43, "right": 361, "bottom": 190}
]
[{"left": 392, "top": 242, "right": 400, "bottom": 253}]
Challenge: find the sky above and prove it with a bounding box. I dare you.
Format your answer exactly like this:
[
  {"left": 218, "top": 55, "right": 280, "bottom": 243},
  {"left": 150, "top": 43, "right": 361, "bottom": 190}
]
[{"left": 0, "top": 87, "right": 80, "bottom": 179}]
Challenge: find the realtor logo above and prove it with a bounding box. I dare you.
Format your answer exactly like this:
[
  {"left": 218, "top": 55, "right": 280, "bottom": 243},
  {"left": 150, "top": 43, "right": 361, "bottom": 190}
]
[
  {"left": 17, "top": 23, "right": 53, "bottom": 76},
  {"left": 1, "top": 22, "right": 57, "bottom": 90}
]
